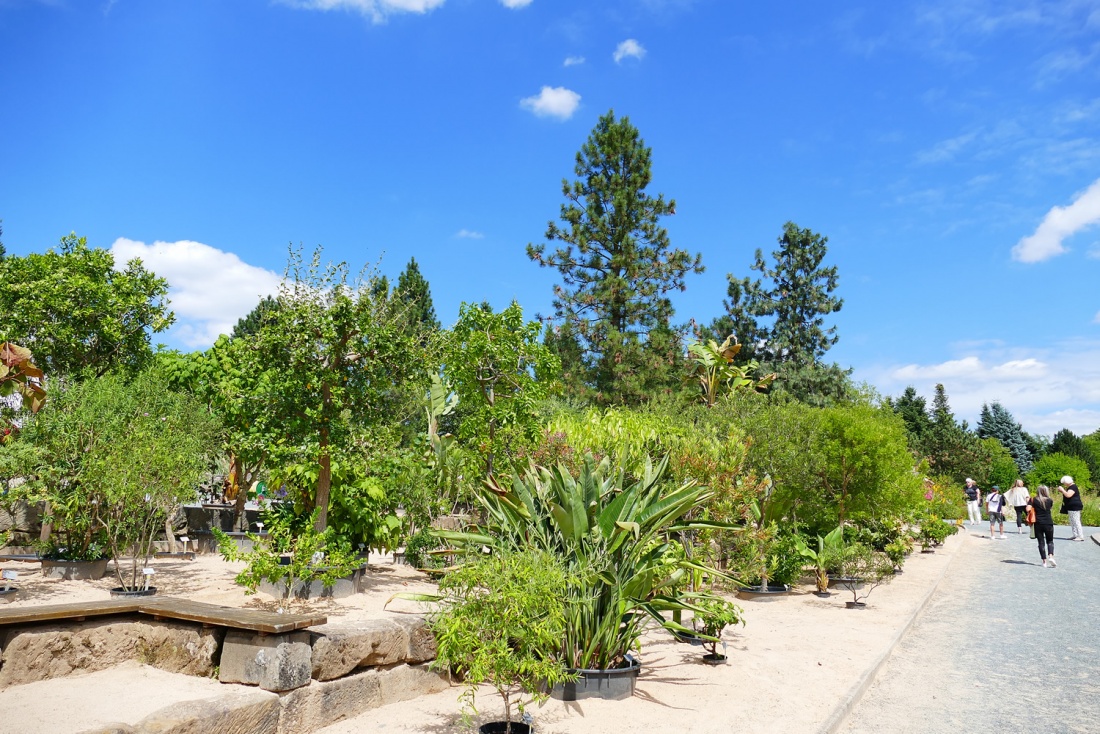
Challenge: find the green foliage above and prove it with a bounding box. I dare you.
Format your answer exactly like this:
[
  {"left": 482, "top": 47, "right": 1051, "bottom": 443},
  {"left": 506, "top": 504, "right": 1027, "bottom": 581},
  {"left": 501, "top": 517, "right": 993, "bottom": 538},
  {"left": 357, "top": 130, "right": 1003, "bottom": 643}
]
[
  {"left": 916, "top": 516, "right": 957, "bottom": 549},
  {"left": 835, "top": 543, "right": 895, "bottom": 604},
  {"left": 0, "top": 234, "right": 173, "bottom": 377},
  {"left": 883, "top": 537, "right": 913, "bottom": 570},
  {"left": 768, "top": 530, "right": 809, "bottom": 586},
  {"left": 687, "top": 595, "right": 744, "bottom": 657},
  {"left": 685, "top": 335, "right": 775, "bottom": 407},
  {"left": 0, "top": 342, "right": 47, "bottom": 415},
  {"left": 428, "top": 549, "right": 574, "bottom": 731},
  {"left": 887, "top": 386, "right": 932, "bottom": 444},
  {"left": 527, "top": 109, "right": 704, "bottom": 405},
  {"left": 17, "top": 370, "right": 216, "bottom": 584},
  {"left": 978, "top": 402, "right": 1033, "bottom": 475},
  {"left": 215, "top": 510, "right": 361, "bottom": 602},
  {"left": 794, "top": 526, "right": 845, "bottom": 592},
  {"left": 245, "top": 245, "right": 422, "bottom": 531},
  {"left": 403, "top": 528, "right": 447, "bottom": 570},
  {"left": 981, "top": 437, "right": 1020, "bottom": 489},
  {"left": 1048, "top": 429, "right": 1100, "bottom": 490},
  {"left": 1026, "top": 452, "right": 1091, "bottom": 493},
  {"left": 395, "top": 257, "right": 440, "bottom": 337},
  {"left": 710, "top": 221, "right": 847, "bottom": 404},
  {"left": 441, "top": 301, "right": 559, "bottom": 476},
  {"left": 441, "top": 454, "right": 732, "bottom": 670},
  {"left": 230, "top": 295, "right": 280, "bottom": 340}
]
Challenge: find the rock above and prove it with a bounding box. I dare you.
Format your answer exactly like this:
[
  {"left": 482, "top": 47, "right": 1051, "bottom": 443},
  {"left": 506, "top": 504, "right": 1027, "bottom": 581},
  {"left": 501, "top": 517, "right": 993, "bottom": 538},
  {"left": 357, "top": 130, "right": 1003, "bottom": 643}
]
[
  {"left": 309, "top": 618, "right": 409, "bottom": 681},
  {"left": 0, "top": 619, "right": 223, "bottom": 688},
  {"left": 76, "top": 725, "right": 136, "bottom": 734},
  {"left": 219, "top": 630, "right": 312, "bottom": 692},
  {"left": 391, "top": 615, "right": 437, "bottom": 663},
  {"left": 135, "top": 688, "right": 280, "bottom": 734},
  {"left": 277, "top": 663, "right": 450, "bottom": 733}
]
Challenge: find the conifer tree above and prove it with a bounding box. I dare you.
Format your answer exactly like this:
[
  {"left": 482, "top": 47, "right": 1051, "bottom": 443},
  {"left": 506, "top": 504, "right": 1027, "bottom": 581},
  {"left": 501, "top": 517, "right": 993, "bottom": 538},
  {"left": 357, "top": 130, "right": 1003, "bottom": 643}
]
[
  {"left": 231, "top": 295, "right": 279, "bottom": 340},
  {"left": 977, "top": 402, "right": 1033, "bottom": 475},
  {"left": 527, "top": 110, "right": 703, "bottom": 404},
  {"left": 889, "top": 386, "right": 933, "bottom": 443},
  {"left": 395, "top": 257, "right": 440, "bottom": 335}
]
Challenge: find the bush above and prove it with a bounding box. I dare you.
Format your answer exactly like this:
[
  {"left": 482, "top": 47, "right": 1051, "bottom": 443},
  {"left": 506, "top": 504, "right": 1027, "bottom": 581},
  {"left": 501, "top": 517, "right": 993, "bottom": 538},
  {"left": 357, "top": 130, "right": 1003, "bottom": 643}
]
[
  {"left": 404, "top": 528, "right": 447, "bottom": 570},
  {"left": 835, "top": 543, "right": 895, "bottom": 605},
  {"left": 1026, "top": 453, "right": 1091, "bottom": 493}
]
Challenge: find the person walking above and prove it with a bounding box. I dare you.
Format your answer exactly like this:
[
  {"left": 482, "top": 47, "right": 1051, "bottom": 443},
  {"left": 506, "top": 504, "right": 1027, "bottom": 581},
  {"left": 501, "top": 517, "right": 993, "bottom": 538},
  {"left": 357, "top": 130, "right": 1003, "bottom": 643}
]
[
  {"left": 986, "top": 486, "right": 1007, "bottom": 539},
  {"left": 964, "top": 478, "right": 982, "bottom": 526},
  {"left": 1004, "top": 479, "right": 1030, "bottom": 535},
  {"left": 1027, "top": 486, "right": 1057, "bottom": 568},
  {"left": 1057, "top": 476, "right": 1085, "bottom": 541}
]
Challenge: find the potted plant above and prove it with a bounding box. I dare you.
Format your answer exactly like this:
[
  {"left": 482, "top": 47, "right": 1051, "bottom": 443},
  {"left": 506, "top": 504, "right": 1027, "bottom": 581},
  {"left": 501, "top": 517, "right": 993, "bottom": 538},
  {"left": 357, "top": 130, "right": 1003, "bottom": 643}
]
[
  {"left": 438, "top": 454, "right": 734, "bottom": 700},
  {"left": 916, "top": 514, "right": 956, "bottom": 552},
  {"left": 884, "top": 536, "right": 913, "bottom": 572},
  {"left": 689, "top": 595, "right": 744, "bottom": 664},
  {"left": 794, "top": 526, "right": 844, "bottom": 596},
  {"left": 835, "top": 543, "right": 895, "bottom": 609},
  {"left": 411, "top": 548, "right": 575, "bottom": 734},
  {"left": 216, "top": 509, "right": 361, "bottom": 608}
]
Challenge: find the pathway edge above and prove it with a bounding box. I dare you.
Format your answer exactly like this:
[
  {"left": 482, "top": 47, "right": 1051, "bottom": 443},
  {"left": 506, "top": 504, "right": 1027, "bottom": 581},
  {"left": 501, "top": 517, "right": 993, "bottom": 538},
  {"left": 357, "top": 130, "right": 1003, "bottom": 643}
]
[{"left": 815, "top": 530, "right": 968, "bottom": 734}]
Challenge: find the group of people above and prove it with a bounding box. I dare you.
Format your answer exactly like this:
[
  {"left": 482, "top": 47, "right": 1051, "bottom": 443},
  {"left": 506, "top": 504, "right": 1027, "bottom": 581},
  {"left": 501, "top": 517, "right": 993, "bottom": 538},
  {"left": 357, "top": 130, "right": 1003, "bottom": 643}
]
[{"left": 963, "top": 475, "right": 1086, "bottom": 568}]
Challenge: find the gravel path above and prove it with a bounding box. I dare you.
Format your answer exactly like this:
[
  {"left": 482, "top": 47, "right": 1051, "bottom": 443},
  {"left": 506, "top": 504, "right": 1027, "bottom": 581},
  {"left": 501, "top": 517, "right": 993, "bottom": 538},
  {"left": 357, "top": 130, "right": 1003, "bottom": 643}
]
[{"left": 840, "top": 524, "right": 1100, "bottom": 734}]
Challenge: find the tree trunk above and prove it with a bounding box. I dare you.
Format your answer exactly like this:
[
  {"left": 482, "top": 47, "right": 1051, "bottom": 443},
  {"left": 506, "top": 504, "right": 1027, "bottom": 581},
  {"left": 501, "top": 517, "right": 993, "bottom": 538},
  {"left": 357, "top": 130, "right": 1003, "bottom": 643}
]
[
  {"left": 314, "top": 436, "right": 331, "bottom": 532},
  {"left": 38, "top": 502, "right": 52, "bottom": 544},
  {"left": 165, "top": 518, "right": 177, "bottom": 554},
  {"left": 231, "top": 454, "right": 248, "bottom": 531}
]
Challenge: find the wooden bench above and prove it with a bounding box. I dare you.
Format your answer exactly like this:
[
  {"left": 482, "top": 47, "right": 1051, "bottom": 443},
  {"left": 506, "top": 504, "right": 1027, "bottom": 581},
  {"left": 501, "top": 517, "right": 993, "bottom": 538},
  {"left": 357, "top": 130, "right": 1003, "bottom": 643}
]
[{"left": 0, "top": 597, "right": 326, "bottom": 634}]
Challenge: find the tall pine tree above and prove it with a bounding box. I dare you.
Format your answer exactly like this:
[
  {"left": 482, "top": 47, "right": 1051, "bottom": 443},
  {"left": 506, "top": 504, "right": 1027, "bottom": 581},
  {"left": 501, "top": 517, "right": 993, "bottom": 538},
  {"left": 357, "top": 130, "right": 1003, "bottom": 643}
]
[
  {"left": 395, "top": 257, "right": 440, "bottom": 335},
  {"left": 527, "top": 110, "right": 703, "bottom": 404},
  {"left": 977, "top": 402, "right": 1033, "bottom": 475}
]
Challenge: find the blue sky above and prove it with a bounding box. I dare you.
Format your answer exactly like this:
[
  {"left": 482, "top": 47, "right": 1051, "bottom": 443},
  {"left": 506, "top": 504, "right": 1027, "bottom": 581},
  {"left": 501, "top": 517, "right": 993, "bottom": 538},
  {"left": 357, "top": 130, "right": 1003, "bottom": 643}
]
[{"left": 2, "top": 0, "right": 1099, "bottom": 435}]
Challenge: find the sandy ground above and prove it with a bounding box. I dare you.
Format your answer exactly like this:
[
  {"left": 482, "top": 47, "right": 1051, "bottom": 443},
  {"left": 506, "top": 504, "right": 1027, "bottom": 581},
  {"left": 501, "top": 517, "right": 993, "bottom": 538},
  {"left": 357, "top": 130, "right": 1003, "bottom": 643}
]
[{"left": 0, "top": 536, "right": 967, "bottom": 734}]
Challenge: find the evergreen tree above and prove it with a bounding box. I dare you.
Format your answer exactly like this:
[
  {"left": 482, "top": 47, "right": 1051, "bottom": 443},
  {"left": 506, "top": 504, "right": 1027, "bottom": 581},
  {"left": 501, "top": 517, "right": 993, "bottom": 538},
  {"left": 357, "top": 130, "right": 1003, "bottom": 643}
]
[
  {"left": 977, "top": 402, "right": 1033, "bottom": 475},
  {"left": 395, "top": 257, "right": 440, "bottom": 334},
  {"left": 709, "top": 221, "right": 848, "bottom": 403},
  {"left": 527, "top": 110, "right": 704, "bottom": 405},
  {"left": 231, "top": 295, "right": 279, "bottom": 340},
  {"left": 889, "top": 386, "right": 933, "bottom": 443},
  {"left": 0, "top": 220, "right": 6, "bottom": 261},
  {"left": 543, "top": 320, "right": 590, "bottom": 402},
  {"left": 921, "top": 384, "right": 986, "bottom": 484},
  {"left": 1049, "top": 428, "right": 1100, "bottom": 487}
]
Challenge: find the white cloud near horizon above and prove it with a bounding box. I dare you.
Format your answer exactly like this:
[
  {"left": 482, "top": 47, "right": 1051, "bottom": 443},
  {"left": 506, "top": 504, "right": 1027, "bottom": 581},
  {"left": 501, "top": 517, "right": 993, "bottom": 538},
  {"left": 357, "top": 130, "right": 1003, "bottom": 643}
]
[
  {"left": 110, "top": 238, "right": 282, "bottom": 348},
  {"left": 613, "top": 38, "right": 646, "bottom": 64},
  {"left": 864, "top": 340, "right": 1100, "bottom": 436},
  {"left": 455, "top": 229, "right": 484, "bottom": 239},
  {"left": 280, "top": 0, "right": 445, "bottom": 23},
  {"left": 519, "top": 86, "right": 581, "bottom": 120},
  {"left": 499, "top": 0, "right": 532, "bottom": 7},
  {"left": 1012, "top": 177, "right": 1100, "bottom": 263},
  {"left": 563, "top": 55, "right": 585, "bottom": 66}
]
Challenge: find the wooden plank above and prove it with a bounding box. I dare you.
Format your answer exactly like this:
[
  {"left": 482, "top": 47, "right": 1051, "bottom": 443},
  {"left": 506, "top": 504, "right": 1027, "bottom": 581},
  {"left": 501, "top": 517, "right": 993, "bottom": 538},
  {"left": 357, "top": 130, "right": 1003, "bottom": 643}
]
[
  {"left": 0, "top": 599, "right": 142, "bottom": 627},
  {"left": 137, "top": 598, "right": 326, "bottom": 634}
]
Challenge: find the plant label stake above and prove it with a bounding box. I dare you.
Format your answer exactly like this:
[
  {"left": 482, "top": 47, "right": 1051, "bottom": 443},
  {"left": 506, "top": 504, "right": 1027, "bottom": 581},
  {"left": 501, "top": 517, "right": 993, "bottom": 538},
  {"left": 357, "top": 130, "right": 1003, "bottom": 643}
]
[
  {"left": 142, "top": 567, "right": 155, "bottom": 591},
  {"left": 1, "top": 570, "right": 16, "bottom": 591},
  {"left": 179, "top": 536, "right": 190, "bottom": 553}
]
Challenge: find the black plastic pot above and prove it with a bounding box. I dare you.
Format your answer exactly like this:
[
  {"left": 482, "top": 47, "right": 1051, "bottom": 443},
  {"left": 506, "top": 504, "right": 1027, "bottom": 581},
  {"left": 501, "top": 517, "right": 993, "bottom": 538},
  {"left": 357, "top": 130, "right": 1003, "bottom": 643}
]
[
  {"left": 110, "top": 586, "right": 157, "bottom": 597},
  {"left": 672, "top": 630, "right": 705, "bottom": 646},
  {"left": 479, "top": 723, "right": 531, "bottom": 734},
  {"left": 737, "top": 583, "right": 789, "bottom": 599},
  {"left": 701, "top": 653, "right": 727, "bottom": 665},
  {"left": 920, "top": 548, "right": 936, "bottom": 554},
  {"left": 826, "top": 575, "right": 861, "bottom": 588},
  {"left": 845, "top": 601, "right": 867, "bottom": 609},
  {"left": 551, "top": 654, "right": 640, "bottom": 701},
  {"left": 813, "top": 591, "right": 832, "bottom": 598}
]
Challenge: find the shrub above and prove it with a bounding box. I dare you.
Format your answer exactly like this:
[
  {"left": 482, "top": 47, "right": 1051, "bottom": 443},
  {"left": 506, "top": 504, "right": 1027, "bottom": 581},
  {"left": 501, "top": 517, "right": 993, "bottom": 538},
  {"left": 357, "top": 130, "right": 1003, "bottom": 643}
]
[{"left": 1027, "top": 453, "right": 1091, "bottom": 493}]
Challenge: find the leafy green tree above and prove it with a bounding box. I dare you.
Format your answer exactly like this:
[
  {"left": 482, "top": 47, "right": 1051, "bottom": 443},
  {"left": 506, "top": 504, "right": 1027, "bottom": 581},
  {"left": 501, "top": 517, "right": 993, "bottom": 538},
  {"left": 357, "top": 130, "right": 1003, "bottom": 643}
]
[
  {"left": 230, "top": 295, "right": 280, "bottom": 340},
  {"left": 527, "top": 110, "right": 704, "bottom": 405},
  {"left": 1026, "top": 452, "right": 1091, "bottom": 492},
  {"left": 395, "top": 257, "right": 440, "bottom": 336},
  {"left": 249, "top": 246, "right": 421, "bottom": 532},
  {"left": 441, "top": 302, "right": 560, "bottom": 476},
  {"left": 709, "top": 222, "right": 847, "bottom": 403},
  {"left": 0, "top": 234, "right": 174, "bottom": 377},
  {"left": 977, "top": 402, "right": 1033, "bottom": 475},
  {"left": 1048, "top": 428, "right": 1100, "bottom": 487}
]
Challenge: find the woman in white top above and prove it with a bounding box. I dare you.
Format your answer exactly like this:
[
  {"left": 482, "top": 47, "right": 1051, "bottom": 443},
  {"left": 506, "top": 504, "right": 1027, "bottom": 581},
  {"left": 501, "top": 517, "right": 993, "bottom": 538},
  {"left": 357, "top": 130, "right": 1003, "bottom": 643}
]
[{"left": 1004, "top": 479, "right": 1030, "bottom": 535}]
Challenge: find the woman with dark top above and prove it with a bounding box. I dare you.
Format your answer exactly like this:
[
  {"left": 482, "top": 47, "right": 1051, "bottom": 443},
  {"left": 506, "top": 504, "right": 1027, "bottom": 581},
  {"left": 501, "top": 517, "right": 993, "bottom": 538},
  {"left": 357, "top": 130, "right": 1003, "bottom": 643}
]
[
  {"left": 1027, "top": 485, "right": 1057, "bottom": 568},
  {"left": 1058, "top": 475, "right": 1085, "bottom": 541}
]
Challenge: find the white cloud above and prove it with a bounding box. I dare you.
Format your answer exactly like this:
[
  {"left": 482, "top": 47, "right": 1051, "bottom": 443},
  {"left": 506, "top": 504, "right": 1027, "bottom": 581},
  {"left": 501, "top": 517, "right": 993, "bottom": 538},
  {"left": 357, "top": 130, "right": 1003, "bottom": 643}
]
[
  {"left": 613, "top": 38, "right": 646, "bottom": 64},
  {"left": 110, "top": 238, "right": 282, "bottom": 348},
  {"left": 915, "top": 130, "right": 978, "bottom": 164},
  {"left": 563, "top": 55, "right": 586, "bottom": 67},
  {"left": 865, "top": 340, "right": 1100, "bottom": 435},
  {"left": 519, "top": 86, "right": 581, "bottom": 120},
  {"left": 281, "top": 0, "right": 445, "bottom": 23},
  {"left": 499, "top": 0, "right": 531, "bottom": 7},
  {"left": 1011, "top": 177, "right": 1100, "bottom": 262},
  {"left": 455, "top": 229, "right": 484, "bottom": 239}
]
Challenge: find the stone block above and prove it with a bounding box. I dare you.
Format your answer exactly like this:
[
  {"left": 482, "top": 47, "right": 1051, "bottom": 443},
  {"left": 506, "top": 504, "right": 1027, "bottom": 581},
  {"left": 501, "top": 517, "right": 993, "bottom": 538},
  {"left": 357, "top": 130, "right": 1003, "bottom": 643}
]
[
  {"left": 277, "top": 663, "right": 450, "bottom": 734},
  {"left": 391, "top": 614, "right": 437, "bottom": 663},
  {"left": 0, "top": 618, "right": 223, "bottom": 688},
  {"left": 135, "top": 688, "right": 281, "bottom": 734},
  {"left": 220, "top": 630, "right": 312, "bottom": 692},
  {"left": 309, "top": 618, "right": 409, "bottom": 681}
]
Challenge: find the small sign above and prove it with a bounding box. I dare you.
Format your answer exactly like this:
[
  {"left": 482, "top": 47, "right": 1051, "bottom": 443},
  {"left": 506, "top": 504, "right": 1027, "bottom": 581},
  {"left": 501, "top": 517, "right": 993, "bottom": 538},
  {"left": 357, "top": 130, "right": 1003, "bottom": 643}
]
[
  {"left": 1, "top": 570, "right": 17, "bottom": 581},
  {"left": 142, "top": 567, "right": 156, "bottom": 575},
  {"left": 179, "top": 536, "right": 190, "bottom": 543}
]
